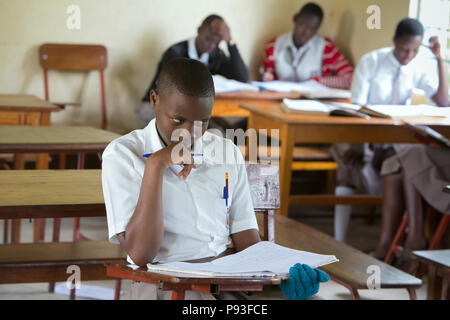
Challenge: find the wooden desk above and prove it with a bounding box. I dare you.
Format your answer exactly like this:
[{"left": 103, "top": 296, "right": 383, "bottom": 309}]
[
  {"left": 241, "top": 102, "right": 450, "bottom": 216},
  {"left": 0, "top": 170, "right": 105, "bottom": 220},
  {"left": 0, "top": 126, "right": 119, "bottom": 242},
  {"left": 105, "top": 261, "right": 285, "bottom": 300},
  {"left": 0, "top": 125, "right": 120, "bottom": 154},
  {"left": 413, "top": 250, "right": 450, "bottom": 300},
  {"left": 212, "top": 91, "right": 301, "bottom": 118},
  {"left": 258, "top": 214, "right": 422, "bottom": 299},
  {"left": 0, "top": 94, "right": 60, "bottom": 126},
  {"left": 0, "top": 94, "right": 61, "bottom": 170}
]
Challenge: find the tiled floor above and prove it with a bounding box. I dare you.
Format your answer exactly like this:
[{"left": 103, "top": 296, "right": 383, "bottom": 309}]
[{"left": 0, "top": 212, "right": 430, "bottom": 300}]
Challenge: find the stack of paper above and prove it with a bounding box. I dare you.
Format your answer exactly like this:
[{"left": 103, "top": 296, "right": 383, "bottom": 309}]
[
  {"left": 213, "top": 75, "right": 259, "bottom": 93},
  {"left": 146, "top": 241, "right": 338, "bottom": 278}
]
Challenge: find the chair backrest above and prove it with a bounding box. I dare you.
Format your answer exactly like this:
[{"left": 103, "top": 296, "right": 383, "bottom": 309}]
[
  {"left": 245, "top": 163, "right": 279, "bottom": 242},
  {"left": 39, "top": 43, "right": 107, "bottom": 71},
  {"left": 38, "top": 43, "right": 108, "bottom": 129}
]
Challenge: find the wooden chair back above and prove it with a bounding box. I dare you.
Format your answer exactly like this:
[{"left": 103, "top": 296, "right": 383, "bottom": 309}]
[
  {"left": 245, "top": 163, "right": 279, "bottom": 242},
  {"left": 39, "top": 43, "right": 107, "bottom": 71},
  {"left": 38, "top": 43, "right": 108, "bottom": 129}
]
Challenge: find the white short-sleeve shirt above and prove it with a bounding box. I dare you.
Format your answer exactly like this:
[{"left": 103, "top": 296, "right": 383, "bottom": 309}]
[
  {"left": 102, "top": 119, "right": 258, "bottom": 264},
  {"left": 351, "top": 46, "right": 439, "bottom": 106}
]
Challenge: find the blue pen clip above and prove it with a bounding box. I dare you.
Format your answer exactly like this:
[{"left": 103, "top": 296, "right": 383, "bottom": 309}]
[{"left": 223, "top": 186, "right": 228, "bottom": 207}]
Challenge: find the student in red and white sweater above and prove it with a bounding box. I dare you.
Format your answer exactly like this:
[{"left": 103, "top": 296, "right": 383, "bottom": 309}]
[{"left": 260, "top": 2, "right": 354, "bottom": 89}]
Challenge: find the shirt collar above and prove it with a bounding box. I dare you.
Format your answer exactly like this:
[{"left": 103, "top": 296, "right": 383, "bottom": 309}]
[
  {"left": 187, "top": 37, "right": 209, "bottom": 65},
  {"left": 286, "top": 31, "right": 313, "bottom": 54},
  {"left": 144, "top": 118, "right": 165, "bottom": 154}
]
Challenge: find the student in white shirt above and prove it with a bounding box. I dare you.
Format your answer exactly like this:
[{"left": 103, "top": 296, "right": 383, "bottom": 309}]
[
  {"left": 331, "top": 18, "right": 448, "bottom": 243},
  {"left": 102, "top": 58, "right": 328, "bottom": 300}
]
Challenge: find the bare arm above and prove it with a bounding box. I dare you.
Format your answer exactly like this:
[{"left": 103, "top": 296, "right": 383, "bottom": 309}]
[
  {"left": 231, "top": 228, "right": 261, "bottom": 252},
  {"left": 429, "top": 37, "right": 449, "bottom": 107},
  {"left": 118, "top": 143, "right": 195, "bottom": 266}
]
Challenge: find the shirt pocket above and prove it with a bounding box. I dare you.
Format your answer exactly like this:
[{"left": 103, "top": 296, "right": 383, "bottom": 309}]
[{"left": 214, "top": 198, "right": 231, "bottom": 235}]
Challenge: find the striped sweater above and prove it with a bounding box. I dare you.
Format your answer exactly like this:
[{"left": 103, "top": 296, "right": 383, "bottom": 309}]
[{"left": 261, "top": 35, "right": 354, "bottom": 89}]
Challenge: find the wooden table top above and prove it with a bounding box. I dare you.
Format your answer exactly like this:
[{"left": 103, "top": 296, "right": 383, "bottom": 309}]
[
  {"left": 255, "top": 214, "right": 422, "bottom": 289},
  {"left": 0, "top": 169, "right": 103, "bottom": 207},
  {"left": 241, "top": 102, "right": 450, "bottom": 127},
  {"left": 0, "top": 125, "right": 120, "bottom": 153},
  {"left": 0, "top": 94, "right": 60, "bottom": 112},
  {"left": 412, "top": 250, "right": 450, "bottom": 269}
]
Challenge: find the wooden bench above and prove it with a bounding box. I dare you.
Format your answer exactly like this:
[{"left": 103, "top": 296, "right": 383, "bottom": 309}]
[
  {"left": 0, "top": 241, "right": 126, "bottom": 299},
  {"left": 254, "top": 213, "right": 422, "bottom": 299}
]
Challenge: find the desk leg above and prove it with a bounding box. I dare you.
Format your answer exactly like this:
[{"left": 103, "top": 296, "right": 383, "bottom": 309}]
[
  {"left": 427, "top": 265, "right": 443, "bottom": 300},
  {"left": 73, "top": 152, "right": 88, "bottom": 242},
  {"left": 35, "top": 152, "right": 49, "bottom": 243},
  {"left": 279, "top": 124, "right": 294, "bottom": 217},
  {"left": 171, "top": 290, "right": 186, "bottom": 300},
  {"left": 11, "top": 154, "right": 26, "bottom": 243}
]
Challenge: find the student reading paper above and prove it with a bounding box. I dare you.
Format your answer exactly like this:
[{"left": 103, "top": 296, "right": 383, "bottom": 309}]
[
  {"left": 102, "top": 58, "right": 328, "bottom": 300},
  {"left": 331, "top": 18, "right": 448, "bottom": 243},
  {"left": 260, "top": 2, "right": 354, "bottom": 89},
  {"left": 136, "top": 14, "right": 248, "bottom": 127}
]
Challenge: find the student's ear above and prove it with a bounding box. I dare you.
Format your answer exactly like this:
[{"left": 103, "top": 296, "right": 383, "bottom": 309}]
[{"left": 150, "top": 89, "right": 159, "bottom": 111}]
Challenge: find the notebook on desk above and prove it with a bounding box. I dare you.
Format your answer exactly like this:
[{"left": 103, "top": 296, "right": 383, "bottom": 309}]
[
  {"left": 280, "top": 99, "right": 370, "bottom": 118},
  {"left": 146, "top": 241, "right": 338, "bottom": 278}
]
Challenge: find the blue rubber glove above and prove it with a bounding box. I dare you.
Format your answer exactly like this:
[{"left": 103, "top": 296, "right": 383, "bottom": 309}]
[{"left": 279, "top": 263, "right": 330, "bottom": 300}]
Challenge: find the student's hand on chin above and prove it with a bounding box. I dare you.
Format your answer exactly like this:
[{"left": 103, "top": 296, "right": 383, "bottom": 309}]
[
  {"left": 167, "top": 141, "right": 197, "bottom": 180},
  {"left": 428, "top": 37, "right": 441, "bottom": 60}
]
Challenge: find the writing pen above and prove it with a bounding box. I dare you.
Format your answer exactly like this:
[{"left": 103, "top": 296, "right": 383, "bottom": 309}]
[{"left": 143, "top": 152, "right": 203, "bottom": 159}]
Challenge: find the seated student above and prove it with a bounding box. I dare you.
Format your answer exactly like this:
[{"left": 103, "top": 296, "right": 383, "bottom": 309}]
[
  {"left": 137, "top": 14, "right": 248, "bottom": 127},
  {"left": 372, "top": 144, "right": 450, "bottom": 271},
  {"left": 102, "top": 58, "right": 328, "bottom": 300},
  {"left": 331, "top": 18, "right": 448, "bottom": 243},
  {"left": 260, "top": 2, "right": 354, "bottom": 89}
]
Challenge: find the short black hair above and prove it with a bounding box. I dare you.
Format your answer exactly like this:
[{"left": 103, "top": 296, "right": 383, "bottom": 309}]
[
  {"left": 394, "top": 18, "right": 424, "bottom": 39},
  {"left": 295, "top": 2, "right": 324, "bottom": 21},
  {"left": 156, "top": 58, "right": 215, "bottom": 98},
  {"left": 200, "top": 14, "right": 223, "bottom": 29}
]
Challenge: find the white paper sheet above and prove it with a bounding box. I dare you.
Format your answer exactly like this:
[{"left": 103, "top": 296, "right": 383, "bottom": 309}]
[
  {"left": 282, "top": 98, "right": 332, "bottom": 114},
  {"left": 252, "top": 80, "right": 327, "bottom": 93},
  {"left": 213, "top": 75, "right": 259, "bottom": 93},
  {"left": 147, "top": 241, "right": 338, "bottom": 278}
]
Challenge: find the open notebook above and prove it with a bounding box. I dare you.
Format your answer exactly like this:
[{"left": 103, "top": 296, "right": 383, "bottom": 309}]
[
  {"left": 252, "top": 80, "right": 351, "bottom": 99},
  {"left": 146, "top": 241, "right": 338, "bottom": 278},
  {"left": 281, "top": 99, "right": 370, "bottom": 118}
]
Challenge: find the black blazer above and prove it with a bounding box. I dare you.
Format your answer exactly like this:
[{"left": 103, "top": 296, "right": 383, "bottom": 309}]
[{"left": 142, "top": 40, "right": 249, "bottom": 102}]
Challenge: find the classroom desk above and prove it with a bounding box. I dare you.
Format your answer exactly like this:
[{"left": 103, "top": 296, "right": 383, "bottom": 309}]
[
  {"left": 0, "top": 94, "right": 61, "bottom": 169},
  {"left": 241, "top": 102, "right": 450, "bottom": 216},
  {"left": 0, "top": 170, "right": 105, "bottom": 220},
  {"left": 412, "top": 250, "right": 450, "bottom": 300},
  {"left": 105, "top": 261, "right": 285, "bottom": 300},
  {"left": 212, "top": 91, "right": 301, "bottom": 118},
  {"left": 0, "top": 125, "right": 120, "bottom": 242}
]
